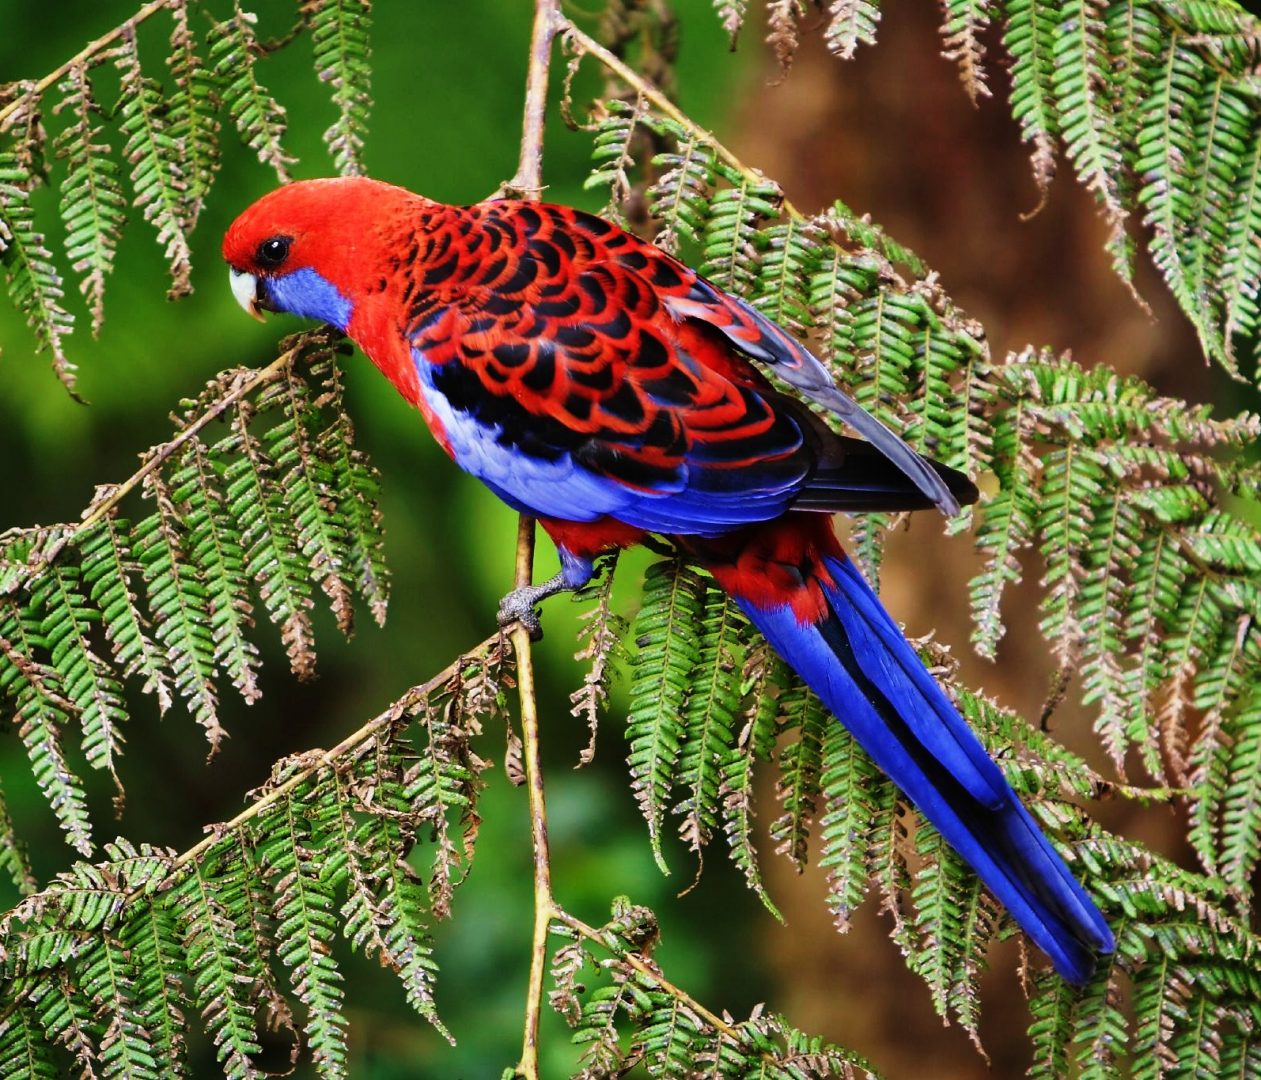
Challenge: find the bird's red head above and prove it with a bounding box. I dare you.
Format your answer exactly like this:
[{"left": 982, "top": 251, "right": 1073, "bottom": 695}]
[{"left": 222, "top": 176, "right": 423, "bottom": 326}]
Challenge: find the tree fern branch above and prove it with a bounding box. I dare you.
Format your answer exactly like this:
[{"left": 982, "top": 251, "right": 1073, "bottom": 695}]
[{"left": 0, "top": 0, "right": 175, "bottom": 132}]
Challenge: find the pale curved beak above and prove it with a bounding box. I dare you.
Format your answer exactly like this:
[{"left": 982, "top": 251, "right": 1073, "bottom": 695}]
[{"left": 229, "top": 267, "right": 266, "bottom": 322}]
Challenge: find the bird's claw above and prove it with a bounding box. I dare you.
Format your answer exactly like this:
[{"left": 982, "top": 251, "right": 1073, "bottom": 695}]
[
  {"left": 498, "top": 589, "right": 545, "bottom": 641},
  {"left": 497, "top": 572, "right": 574, "bottom": 641}
]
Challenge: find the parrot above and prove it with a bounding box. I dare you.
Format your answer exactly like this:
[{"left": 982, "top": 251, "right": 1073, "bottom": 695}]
[{"left": 224, "top": 176, "right": 1114, "bottom": 983}]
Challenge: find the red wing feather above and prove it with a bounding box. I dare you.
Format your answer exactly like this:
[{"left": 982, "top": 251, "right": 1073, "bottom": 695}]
[{"left": 402, "top": 201, "right": 810, "bottom": 499}]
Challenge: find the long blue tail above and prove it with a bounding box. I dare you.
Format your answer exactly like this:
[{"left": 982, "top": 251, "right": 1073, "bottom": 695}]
[{"left": 732, "top": 553, "right": 1114, "bottom": 983}]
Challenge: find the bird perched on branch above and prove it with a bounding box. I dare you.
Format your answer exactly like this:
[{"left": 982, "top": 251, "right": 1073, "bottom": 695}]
[{"left": 224, "top": 176, "right": 1113, "bottom": 982}]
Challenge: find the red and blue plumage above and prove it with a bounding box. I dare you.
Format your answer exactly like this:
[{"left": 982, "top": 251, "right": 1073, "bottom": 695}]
[{"left": 224, "top": 176, "right": 1114, "bottom": 983}]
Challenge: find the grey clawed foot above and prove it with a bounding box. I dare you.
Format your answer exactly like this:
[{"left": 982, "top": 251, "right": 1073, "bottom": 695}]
[
  {"left": 497, "top": 572, "right": 571, "bottom": 641},
  {"left": 497, "top": 587, "right": 545, "bottom": 641}
]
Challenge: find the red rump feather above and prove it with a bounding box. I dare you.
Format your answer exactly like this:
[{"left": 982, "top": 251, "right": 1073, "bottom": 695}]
[{"left": 693, "top": 515, "right": 840, "bottom": 625}]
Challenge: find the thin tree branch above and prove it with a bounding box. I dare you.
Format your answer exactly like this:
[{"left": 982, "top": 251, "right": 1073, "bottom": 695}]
[
  {"left": 553, "top": 908, "right": 745, "bottom": 1042},
  {"left": 559, "top": 19, "right": 806, "bottom": 223},
  {"left": 0, "top": 0, "right": 176, "bottom": 130},
  {"left": 512, "top": 515, "right": 553, "bottom": 1080},
  {"left": 78, "top": 354, "right": 297, "bottom": 533},
  {"left": 509, "top": 4, "right": 562, "bottom": 1078},
  {"left": 0, "top": 342, "right": 302, "bottom": 586},
  {"left": 169, "top": 633, "right": 501, "bottom": 875},
  {"left": 507, "top": 0, "right": 563, "bottom": 200},
  {"left": 0, "top": 633, "right": 506, "bottom": 1031}
]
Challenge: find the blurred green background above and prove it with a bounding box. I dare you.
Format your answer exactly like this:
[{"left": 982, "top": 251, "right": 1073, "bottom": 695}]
[{"left": 0, "top": 1, "right": 1227, "bottom": 1077}]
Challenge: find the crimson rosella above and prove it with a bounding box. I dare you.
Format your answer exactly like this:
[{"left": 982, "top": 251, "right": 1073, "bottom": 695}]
[{"left": 224, "top": 177, "right": 1113, "bottom": 982}]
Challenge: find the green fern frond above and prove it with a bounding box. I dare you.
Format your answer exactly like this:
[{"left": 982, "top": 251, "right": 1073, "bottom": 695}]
[
  {"left": 114, "top": 27, "right": 193, "bottom": 301},
  {"left": 1073, "top": 953, "right": 1129, "bottom": 1075},
  {"left": 124, "top": 897, "right": 191, "bottom": 1074},
  {"left": 0, "top": 595, "right": 92, "bottom": 856},
  {"left": 267, "top": 793, "right": 349, "bottom": 1079},
  {"left": 699, "top": 172, "right": 780, "bottom": 298},
  {"left": 824, "top": 0, "right": 882, "bottom": 61},
  {"left": 22, "top": 971, "right": 97, "bottom": 1076},
  {"left": 808, "top": 235, "right": 865, "bottom": 376},
  {"left": 1104, "top": 0, "right": 1162, "bottom": 193},
  {"left": 569, "top": 970, "right": 638, "bottom": 1074},
  {"left": 1218, "top": 683, "right": 1261, "bottom": 905},
  {"left": 846, "top": 289, "right": 920, "bottom": 435},
  {"left": 1135, "top": 37, "right": 1209, "bottom": 339},
  {"left": 133, "top": 472, "right": 223, "bottom": 749},
  {"left": 0, "top": 1003, "right": 60, "bottom": 1079},
  {"left": 0, "top": 642, "right": 501, "bottom": 1077},
  {"left": 1035, "top": 440, "right": 1102, "bottom": 663},
  {"left": 904, "top": 286, "right": 990, "bottom": 473},
  {"left": 1220, "top": 1030, "right": 1261, "bottom": 1079},
  {"left": 220, "top": 403, "right": 318, "bottom": 680},
  {"left": 166, "top": 0, "right": 222, "bottom": 231},
  {"left": 632, "top": 989, "right": 708, "bottom": 1073},
  {"left": 210, "top": 3, "right": 295, "bottom": 182},
  {"left": 1121, "top": 526, "right": 1184, "bottom": 778},
  {"left": 769, "top": 678, "right": 828, "bottom": 871},
  {"left": 940, "top": 0, "right": 995, "bottom": 102},
  {"left": 52, "top": 63, "right": 126, "bottom": 337},
  {"left": 1161, "top": 990, "right": 1223, "bottom": 1080},
  {"left": 79, "top": 935, "right": 162, "bottom": 1078},
  {"left": 328, "top": 764, "right": 446, "bottom": 1036},
  {"left": 28, "top": 558, "right": 128, "bottom": 794},
  {"left": 1219, "top": 128, "right": 1261, "bottom": 361},
  {"left": 0, "top": 334, "right": 388, "bottom": 840},
  {"left": 696, "top": 1, "right": 1261, "bottom": 377},
  {"left": 908, "top": 826, "right": 995, "bottom": 1038},
  {"left": 1026, "top": 967, "right": 1079, "bottom": 1078},
  {"left": 78, "top": 514, "right": 174, "bottom": 715},
  {"left": 551, "top": 898, "right": 877, "bottom": 1077},
  {"left": 1078, "top": 491, "right": 1143, "bottom": 770},
  {"left": 0, "top": 0, "right": 388, "bottom": 382},
  {"left": 261, "top": 366, "right": 356, "bottom": 636},
  {"left": 1186, "top": 610, "right": 1255, "bottom": 873},
  {"left": 311, "top": 352, "right": 391, "bottom": 628},
  {"left": 753, "top": 216, "right": 817, "bottom": 341},
  {"left": 1130, "top": 950, "right": 1179, "bottom": 1079},
  {"left": 719, "top": 638, "right": 782, "bottom": 918},
  {"left": 648, "top": 128, "right": 715, "bottom": 252},
  {"left": 171, "top": 438, "right": 262, "bottom": 706},
  {"left": 176, "top": 863, "right": 266, "bottom": 1076},
  {"left": 1183, "top": 76, "right": 1252, "bottom": 370},
  {"left": 627, "top": 559, "right": 705, "bottom": 872},
  {"left": 817, "top": 716, "right": 890, "bottom": 933},
  {"left": 1159, "top": 573, "right": 1229, "bottom": 778},
  {"left": 405, "top": 681, "right": 493, "bottom": 917},
  {"left": 1051, "top": 0, "right": 1133, "bottom": 285},
  {"left": 0, "top": 147, "right": 76, "bottom": 391},
  {"left": 230, "top": 823, "right": 297, "bottom": 1039},
  {"left": 584, "top": 96, "right": 648, "bottom": 215},
  {"left": 301, "top": 0, "right": 373, "bottom": 176},
  {"left": 675, "top": 590, "right": 745, "bottom": 853}
]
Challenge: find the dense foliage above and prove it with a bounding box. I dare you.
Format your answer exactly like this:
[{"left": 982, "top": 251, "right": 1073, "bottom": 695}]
[{"left": 0, "top": 0, "right": 1259, "bottom": 1076}]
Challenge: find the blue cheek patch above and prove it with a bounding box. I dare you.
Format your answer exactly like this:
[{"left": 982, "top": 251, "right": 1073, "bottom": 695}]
[{"left": 264, "top": 268, "right": 354, "bottom": 329}]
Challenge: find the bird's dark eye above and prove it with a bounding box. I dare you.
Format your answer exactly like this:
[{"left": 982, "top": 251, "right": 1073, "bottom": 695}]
[{"left": 255, "top": 236, "right": 291, "bottom": 269}]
